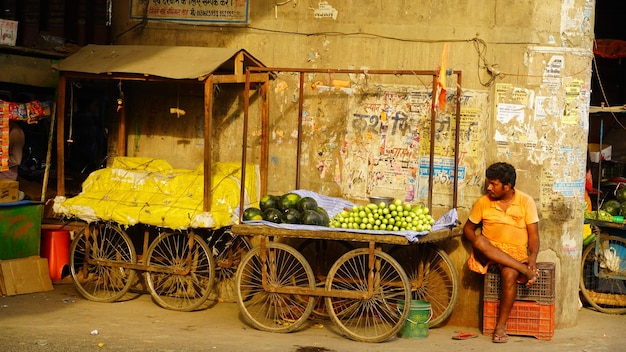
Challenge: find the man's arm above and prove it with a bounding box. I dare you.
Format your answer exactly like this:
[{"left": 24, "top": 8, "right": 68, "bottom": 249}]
[
  {"left": 526, "top": 222, "right": 539, "bottom": 272},
  {"left": 463, "top": 219, "right": 480, "bottom": 242}
]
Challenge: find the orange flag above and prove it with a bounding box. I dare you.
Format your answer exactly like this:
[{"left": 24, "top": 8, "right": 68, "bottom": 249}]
[{"left": 437, "top": 43, "right": 449, "bottom": 110}]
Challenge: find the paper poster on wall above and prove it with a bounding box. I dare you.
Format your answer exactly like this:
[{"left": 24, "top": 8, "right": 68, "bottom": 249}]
[
  {"left": 313, "top": 2, "right": 338, "bottom": 19},
  {"left": 496, "top": 103, "right": 525, "bottom": 124},
  {"left": 341, "top": 87, "right": 427, "bottom": 200},
  {"left": 130, "top": 0, "right": 250, "bottom": 24},
  {"left": 543, "top": 55, "right": 564, "bottom": 89},
  {"left": 340, "top": 84, "right": 489, "bottom": 203},
  {"left": 562, "top": 79, "right": 583, "bottom": 124},
  {"left": 534, "top": 95, "right": 560, "bottom": 120}
]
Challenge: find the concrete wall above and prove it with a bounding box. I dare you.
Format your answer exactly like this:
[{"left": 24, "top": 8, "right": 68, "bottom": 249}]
[{"left": 109, "top": 0, "right": 594, "bottom": 328}]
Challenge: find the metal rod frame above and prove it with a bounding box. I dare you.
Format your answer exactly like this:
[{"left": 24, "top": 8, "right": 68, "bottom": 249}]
[{"left": 239, "top": 67, "right": 462, "bottom": 216}]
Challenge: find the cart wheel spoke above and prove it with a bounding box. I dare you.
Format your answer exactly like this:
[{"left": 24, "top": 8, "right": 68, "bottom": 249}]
[
  {"left": 70, "top": 223, "right": 136, "bottom": 302},
  {"left": 325, "top": 248, "right": 410, "bottom": 343},
  {"left": 145, "top": 231, "right": 215, "bottom": 311},
  {"left": 389, "top": 243, "right": 458, "bottom": 327},
  {"left": 206, "top": 227, "right": 251, "bottom": 282},
  {"left": 296, "top": 239, "right": 354, "bottom": 318},
  {"left": 235, "top": 243, "right": 315, "bottom": 333}
]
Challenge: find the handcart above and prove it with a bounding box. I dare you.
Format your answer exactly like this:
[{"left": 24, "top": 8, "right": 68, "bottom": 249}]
[
  {"left": 580, "top": 219, "right": 626, "bottom": 314},
  {"left": 54, "top": 158, "right": 259, "bottom": 312},
  {"left": 69, "top": 222, "right": 250, "bottom": 312},
  {"left": 49, "top": 46, "right": 270, "bottom": 312},
  {"left": 231, "top": 223, "right": 461, "bottom": 343}
]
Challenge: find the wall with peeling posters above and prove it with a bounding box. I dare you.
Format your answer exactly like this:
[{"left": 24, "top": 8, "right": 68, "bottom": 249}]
[{"left": 110, "top": 0, "right": 594, "bottom": 328}]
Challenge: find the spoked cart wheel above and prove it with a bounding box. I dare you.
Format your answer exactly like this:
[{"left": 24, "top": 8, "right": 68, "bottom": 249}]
[
  {"left": 235, "top": 242, "right": 316, "bottom": 333},
  {"left": 580, "top": 234, "right": 626, "bottom": 314},
  {"left": 324, "top": 248, "right": 411, "bottom": 343},
  {"left": 389, "top": 243, "right": 459, "bottom": 327},
  {"left": 205, "top": 227, "right": 251, "bottom": 282},
  {"left": 144, "top": 231, "right": 216, "bottom": 311},
  {"left": 70, "top": 222, "right": 137, "bottom": 302},
  {"left": 296, "top": 239, "right": 354, "bottom": 318}
]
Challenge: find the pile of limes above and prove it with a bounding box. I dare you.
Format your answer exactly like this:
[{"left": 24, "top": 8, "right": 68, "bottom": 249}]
[{"left": 329, "top": 199, "right": 434, "bottom": 232}]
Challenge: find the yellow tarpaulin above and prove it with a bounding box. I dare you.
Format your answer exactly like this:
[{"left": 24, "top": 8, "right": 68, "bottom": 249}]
[{"left": 53, "top": 157, "right": 259, "bottom": 230}]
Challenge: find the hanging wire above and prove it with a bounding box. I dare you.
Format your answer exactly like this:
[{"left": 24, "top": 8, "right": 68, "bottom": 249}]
[
  {"left": 105, "top": 0, "right": 112, "bottom": 26},
  {"left": 592, "top": 52, "right": 626, "bottom": 130},
  {"left": 410, "top": 71, "right": 430, "bottom": 89},
  {"left": 472, "top": 38, "right": 500, "bottom": 87}
]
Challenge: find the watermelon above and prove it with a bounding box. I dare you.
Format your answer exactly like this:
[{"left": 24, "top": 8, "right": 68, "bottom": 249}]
[
  {"left": 316, "top": 207, "right": 330, "bottom": 226},
  {"left": 283, "top": 208, "right": 302, "bottom": 224},
  {"left": 260, "top": 194, "right": 280, "bottom": 212},
  {"left": 279, "top": 192, "right": 302, "bottom": 211},
  {"left": 619, "top": 202, "right": 626, "bottom": 217},
  {"left": 297, "top": 197, "right": 318, "bottom": 212},
  {"left": 617, "top": 187, "right": 626, "bottom": 203},
  {"left": 302, "top": 210, "right": 324, "bottom": 226},
  {"left": 263, "top": 208, "right": 283, "bottom": 223},
  {"left": 242, "top": 207, "right": 263, "bottom": 221},
  {"left": 601, "top": 199, "right": 621, "bottom": 216}
]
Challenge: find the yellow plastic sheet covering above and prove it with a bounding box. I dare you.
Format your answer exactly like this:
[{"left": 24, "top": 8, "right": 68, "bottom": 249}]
[{"left": 53, "top": 157, "right": 259, "bottom": 230}]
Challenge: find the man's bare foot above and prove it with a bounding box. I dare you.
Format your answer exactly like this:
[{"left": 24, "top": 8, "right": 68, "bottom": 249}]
[
  {"left": 516, "top": 268, "right": 539, "bottom": 287},
  {"left": 524, "top": 268, "right": 539, "bottom": 288}
]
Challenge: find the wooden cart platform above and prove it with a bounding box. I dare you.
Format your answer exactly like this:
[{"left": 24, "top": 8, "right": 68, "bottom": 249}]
[{"left": 231, "top": 223, "right": 462, "bottom": 245}]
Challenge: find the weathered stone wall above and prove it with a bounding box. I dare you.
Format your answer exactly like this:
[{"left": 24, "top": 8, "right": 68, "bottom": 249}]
[{"left": 109, "top": 0, "right": 594, "bottom": 328}]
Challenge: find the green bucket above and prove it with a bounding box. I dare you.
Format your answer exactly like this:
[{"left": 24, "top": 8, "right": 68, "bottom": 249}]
[{"left": 398, "top": 300, "right": 432, "bottom": 339}]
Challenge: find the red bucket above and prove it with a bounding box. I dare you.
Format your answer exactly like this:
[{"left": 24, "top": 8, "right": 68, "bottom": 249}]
[{"left": 40, "top": 230, "right": 70, "bottom": 281}]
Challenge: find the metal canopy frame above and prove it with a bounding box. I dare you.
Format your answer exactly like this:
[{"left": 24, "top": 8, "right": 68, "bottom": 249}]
[
  {"left": 54, "top": 48, "right": 269, "bottom": 213},
  {"left": 239, "top": 67, "right": 462, "bottom": 217}
]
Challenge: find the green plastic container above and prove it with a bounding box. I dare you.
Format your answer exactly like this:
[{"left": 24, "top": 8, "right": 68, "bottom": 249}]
[
  {"left": 0, "top": 203, "right": 43, "bottom": 260},
  {"left": 398, "top": 300, "right": 431, "bottom": 339}
]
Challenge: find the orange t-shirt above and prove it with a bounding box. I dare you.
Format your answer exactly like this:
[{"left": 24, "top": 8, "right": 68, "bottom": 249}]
[{"left": 467, "top": 189, "right": 539, "bottom": 273}]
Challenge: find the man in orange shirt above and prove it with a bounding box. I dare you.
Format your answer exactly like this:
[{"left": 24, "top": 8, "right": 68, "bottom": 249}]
[{"left": 463, "top": 162, "right": 540, "bottom": 343}]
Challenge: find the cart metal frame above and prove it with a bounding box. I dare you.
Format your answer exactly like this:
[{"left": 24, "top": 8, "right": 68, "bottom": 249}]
[
  {"left": 233, "top": 67, "right": 464, "bottom": 342},
  {"left": 231, "top": 224, "right": 461, "bottom": 342}
]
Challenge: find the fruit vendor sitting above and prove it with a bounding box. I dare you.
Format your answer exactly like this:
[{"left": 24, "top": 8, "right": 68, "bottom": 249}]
[{"left": 462, "top": 162, "right": 540, "bottom": 343}]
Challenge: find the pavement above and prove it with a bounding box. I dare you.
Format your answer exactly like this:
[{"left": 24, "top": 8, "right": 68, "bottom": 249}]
[{"left": 1, "top": 283, "right": 625, "bottom": 352}]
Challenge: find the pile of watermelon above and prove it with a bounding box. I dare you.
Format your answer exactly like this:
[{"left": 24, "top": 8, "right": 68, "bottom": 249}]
[
  {"left": 585, "top": 187, "right": 626, "bottom": 222},
  {"left": 242, "top": 192, "right": 330, "bottom": 226}
]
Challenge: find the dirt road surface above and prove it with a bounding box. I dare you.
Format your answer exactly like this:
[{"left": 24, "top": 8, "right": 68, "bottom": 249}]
[{"left": 1, "top": 283, "right": 624, "bottom": 352}]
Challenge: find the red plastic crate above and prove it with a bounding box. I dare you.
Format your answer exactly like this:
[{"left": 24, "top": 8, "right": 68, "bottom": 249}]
[
  {"left": 482, "top": 300, "right": 555, "bottom": 340},
  {"left": 483, "top": 262, "right": 555, "bottom": 303}
]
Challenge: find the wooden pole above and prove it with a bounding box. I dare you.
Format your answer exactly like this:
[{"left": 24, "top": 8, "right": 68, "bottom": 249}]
[
  {"left": 203, "top": 76, "right": 214, "bottom": 212},
  {"left": 41, "top": 102, "right": 56, "bottom": 203},
  {"left": 56, "top": 75, "right": 66, "bottom": 196}
]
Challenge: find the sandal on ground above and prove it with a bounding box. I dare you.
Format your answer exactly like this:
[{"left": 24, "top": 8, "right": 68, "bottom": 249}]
[
  {"left": 492, "top": 333, "right": 509, "bottom": 343},
  {"left": 452, "top": 331, "right": 478, "bottom": 340}
]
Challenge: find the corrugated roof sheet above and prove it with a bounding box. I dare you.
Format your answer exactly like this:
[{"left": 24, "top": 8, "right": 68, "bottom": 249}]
[{"left": 52, "top": 44, "right": 265, "bottom": 80}]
